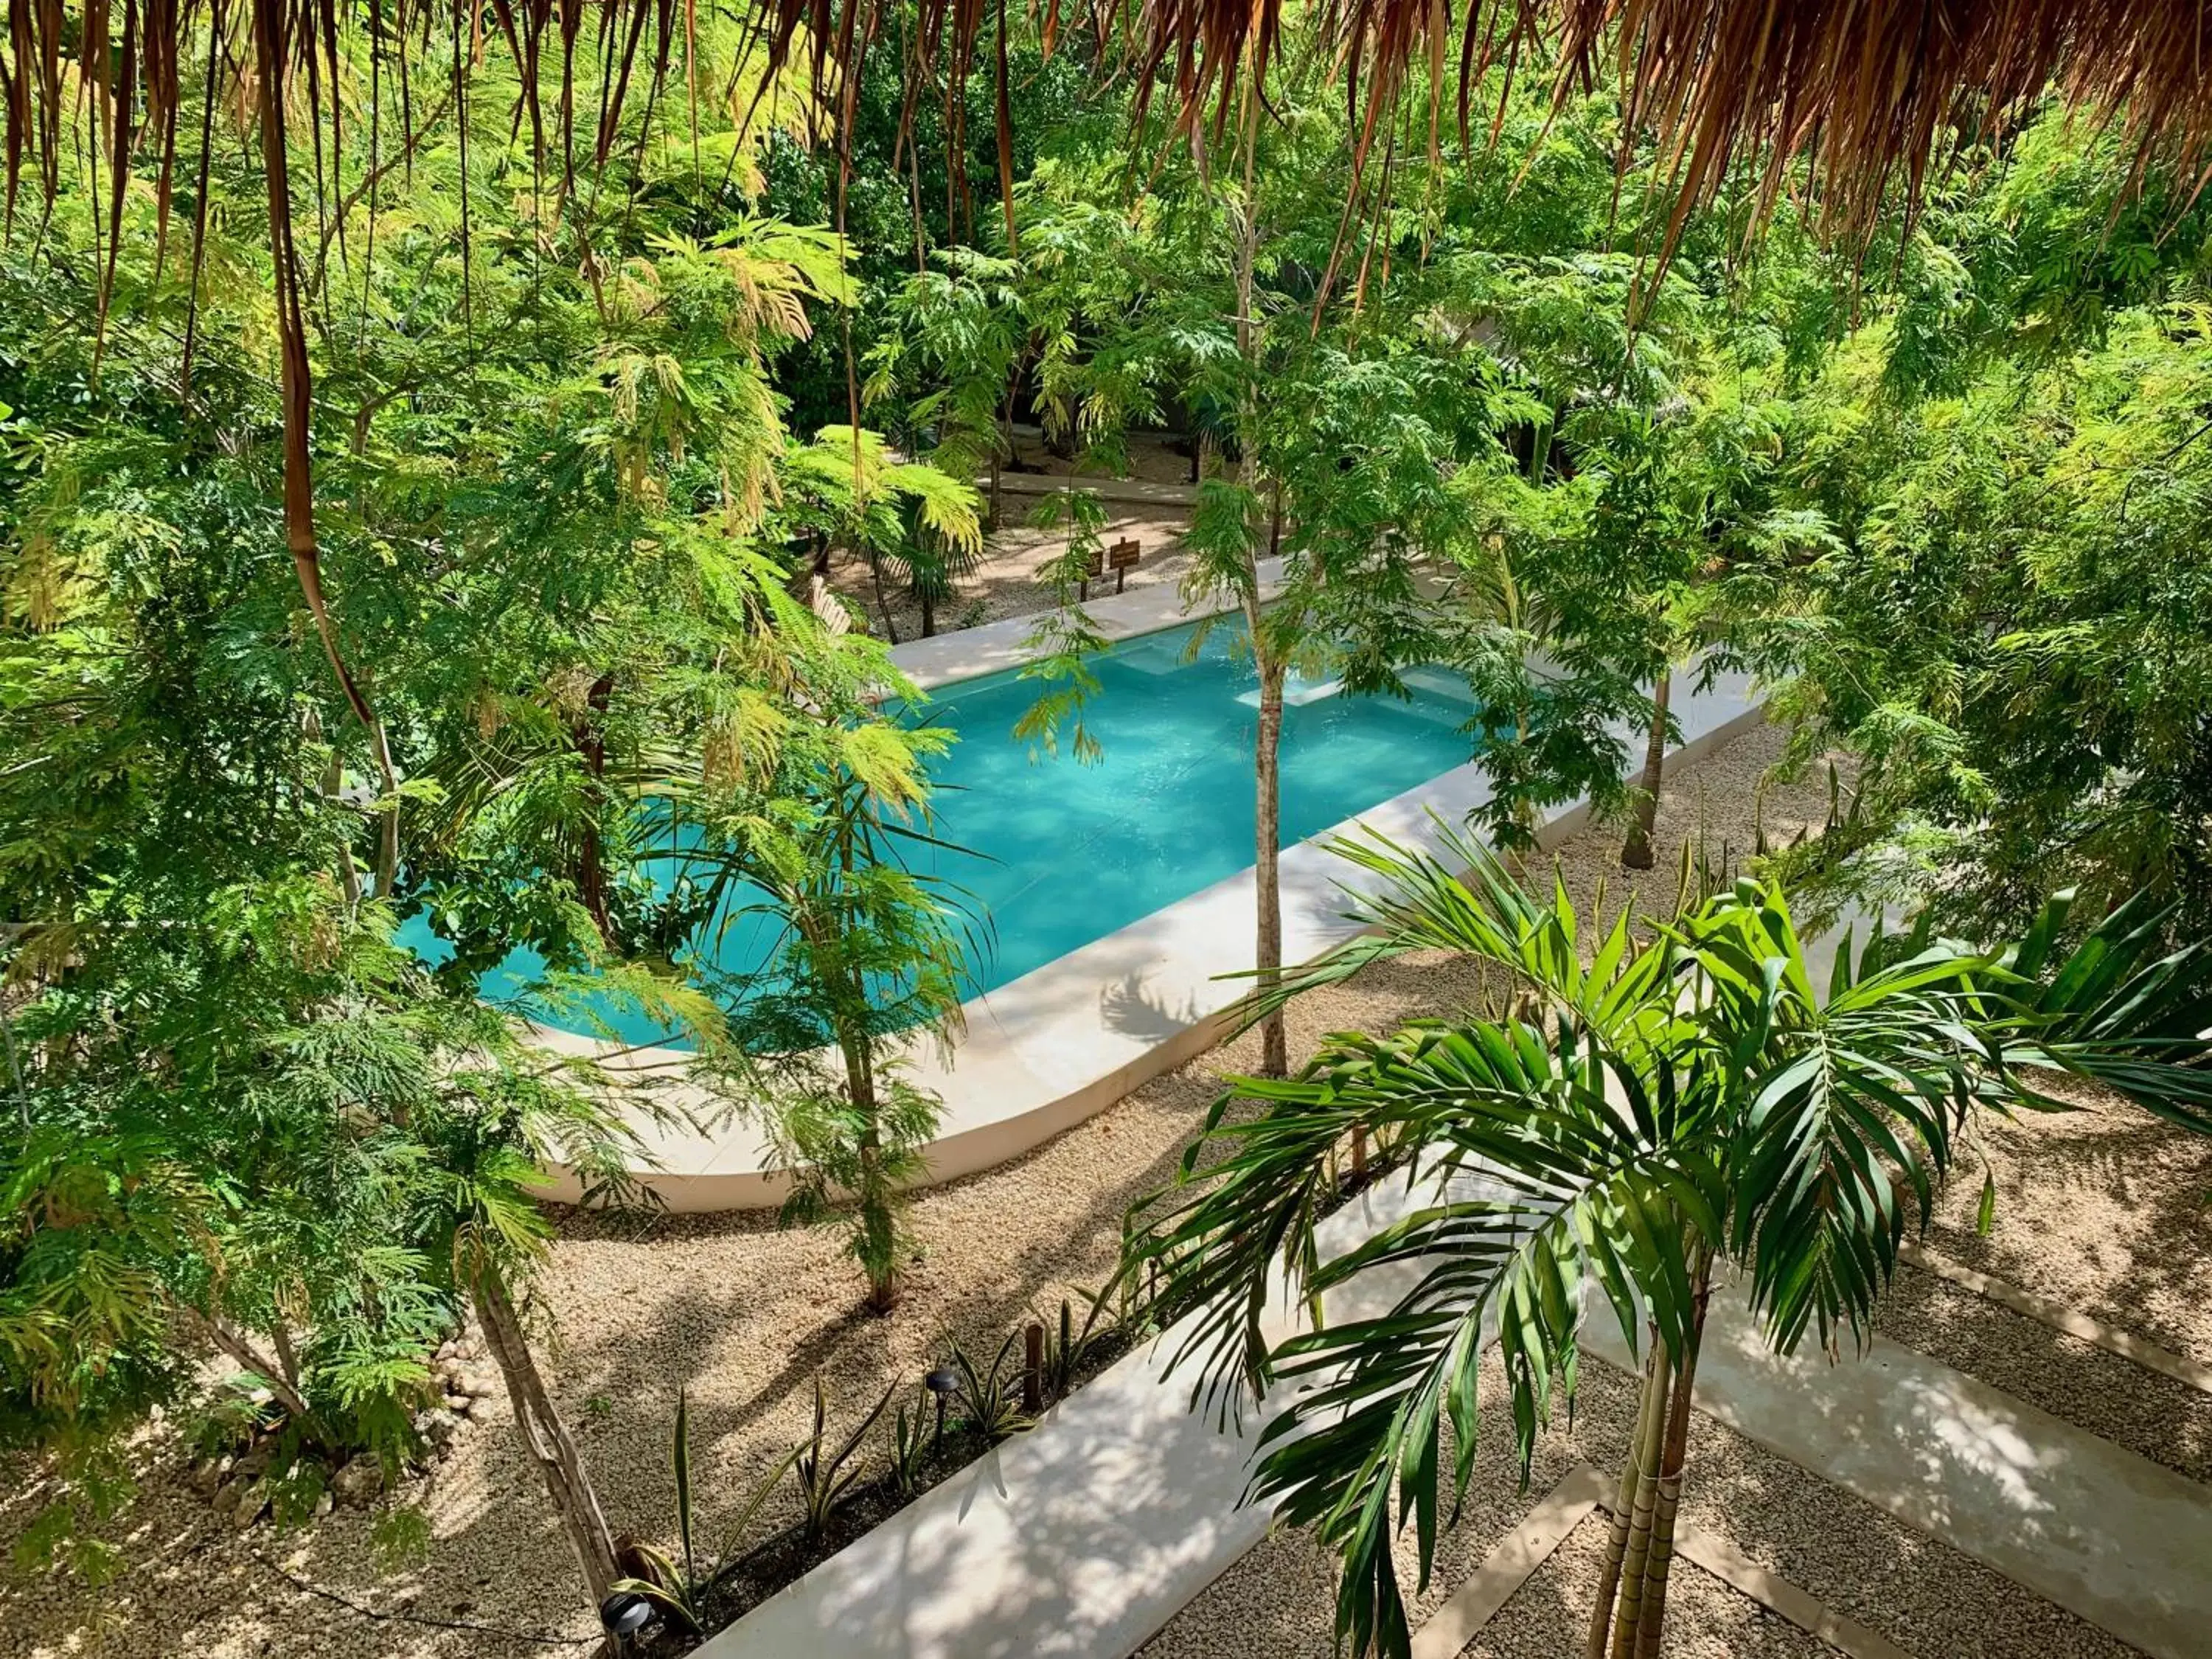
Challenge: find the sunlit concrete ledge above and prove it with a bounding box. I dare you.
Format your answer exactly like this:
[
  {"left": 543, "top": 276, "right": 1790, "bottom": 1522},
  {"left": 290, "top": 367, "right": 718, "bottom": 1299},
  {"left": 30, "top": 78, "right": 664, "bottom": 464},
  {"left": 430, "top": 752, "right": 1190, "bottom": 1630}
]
[
  {"left": 704, "top": 1144, "right": 2212, "bottom": 1659},
  {"left": 696, "top": 1160, "right": 1475, "bottom": 1659},
  {"left": 531, "top": 571, "right": 1761, "bottom": 1211}
]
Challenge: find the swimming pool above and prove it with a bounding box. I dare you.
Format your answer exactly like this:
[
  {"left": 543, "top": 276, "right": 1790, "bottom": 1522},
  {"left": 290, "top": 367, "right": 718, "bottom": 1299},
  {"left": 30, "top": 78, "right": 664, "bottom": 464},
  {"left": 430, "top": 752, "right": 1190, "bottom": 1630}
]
[
  {"left": 906, "top": 620, "right": 1480, "bottom": 993},
  {"left": 422, "top": 618, "right": 1482, "bottom": 1047}
]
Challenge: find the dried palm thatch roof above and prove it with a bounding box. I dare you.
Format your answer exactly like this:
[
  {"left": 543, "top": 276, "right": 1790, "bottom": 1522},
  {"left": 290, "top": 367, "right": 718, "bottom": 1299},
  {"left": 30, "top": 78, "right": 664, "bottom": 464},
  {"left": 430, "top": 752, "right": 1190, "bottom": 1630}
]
[{"left": 8, "top": 0, "right": 2212, "bottom": 279}]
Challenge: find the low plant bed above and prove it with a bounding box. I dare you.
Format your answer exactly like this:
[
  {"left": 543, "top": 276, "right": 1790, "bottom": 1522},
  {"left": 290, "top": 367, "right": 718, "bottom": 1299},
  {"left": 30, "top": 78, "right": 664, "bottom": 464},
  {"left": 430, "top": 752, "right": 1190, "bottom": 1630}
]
[{"left": 612, "top": 1151, "right": 1408, "bottom": 1652}]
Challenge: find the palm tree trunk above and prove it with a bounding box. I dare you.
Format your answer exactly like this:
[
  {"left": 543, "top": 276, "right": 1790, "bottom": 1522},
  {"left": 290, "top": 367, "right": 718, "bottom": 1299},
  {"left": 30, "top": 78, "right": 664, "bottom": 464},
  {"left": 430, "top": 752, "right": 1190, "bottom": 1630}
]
[
  {"left": 1609, "top": 1332, "right": 1672, "bottom": 1658},
  {"left": 1620, "top": 671, "right": 1672, "bottom": 870},
  {"left": 470, "top": 1267, "right": 620, "bottom": 1610},
  {"left": 1585, "top": 1334, "right": 1663, "bottom": 1659},
  {"left": 1231, "top": 130, "right": 1288, "bottom": 1081},
  {"left": 1632, "top": 1262, "right": 1713, "bottom": 1658}
]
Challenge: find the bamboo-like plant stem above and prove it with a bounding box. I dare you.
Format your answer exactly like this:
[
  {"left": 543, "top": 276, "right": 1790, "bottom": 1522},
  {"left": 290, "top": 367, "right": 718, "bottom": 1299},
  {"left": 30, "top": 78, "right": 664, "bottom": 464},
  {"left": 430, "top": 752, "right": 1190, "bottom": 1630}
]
[
  {"left": 1633, "top": 1263, "right": 1713, "bottom": 1658},
  {"left": 1610, "top": 1332, "right": 1672, "bottom": 1659},
  {"left": 1584, "top": 1335, "right": 1663, "bottom": 1659}
]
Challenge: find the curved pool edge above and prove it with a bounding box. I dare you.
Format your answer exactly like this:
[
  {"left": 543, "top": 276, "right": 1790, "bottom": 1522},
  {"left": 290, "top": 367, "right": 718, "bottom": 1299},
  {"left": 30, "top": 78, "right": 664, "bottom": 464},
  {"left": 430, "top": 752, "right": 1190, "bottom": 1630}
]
[{"left": 530, "top": 591, "right": 1765, "bottom": 1214}]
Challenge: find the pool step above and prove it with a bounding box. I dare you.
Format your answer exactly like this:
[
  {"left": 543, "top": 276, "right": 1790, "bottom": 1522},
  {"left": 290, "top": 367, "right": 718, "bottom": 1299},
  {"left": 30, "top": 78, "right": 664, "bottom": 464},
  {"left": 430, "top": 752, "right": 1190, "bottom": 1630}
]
[{"left": 1237, "top": 675, "right": 1342, "bottom": 707}]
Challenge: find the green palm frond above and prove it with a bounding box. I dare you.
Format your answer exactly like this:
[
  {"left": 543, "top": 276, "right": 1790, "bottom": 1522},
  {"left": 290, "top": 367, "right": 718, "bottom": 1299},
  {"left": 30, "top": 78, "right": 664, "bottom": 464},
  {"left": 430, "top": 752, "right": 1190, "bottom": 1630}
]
[{"left": 1135, "top": 830, "right": 2212, "bottom": 1659}]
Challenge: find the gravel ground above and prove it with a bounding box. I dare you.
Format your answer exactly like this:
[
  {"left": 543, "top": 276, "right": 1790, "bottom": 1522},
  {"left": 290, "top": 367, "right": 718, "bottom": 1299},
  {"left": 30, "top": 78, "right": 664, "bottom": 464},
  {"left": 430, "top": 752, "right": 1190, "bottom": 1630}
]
[
  {"left": 1139, "top": 1365, "right": 1586, "bottom": 1659},
  {"left": 1148, "top": 1350, "right": 2141, "bottom": 1659},
  {"left": 1877, "top": 1263, "right": 2212, "bottom": 1483},
  {"left": 1461, "top": 1518, "right": 1826, "bottom": 1659},
  {"left": 2, "top": 717, "right": 2202, "bottom": 1659},
  {"left": 1913, "top": 1068, "right": 2212, "bottom": 1370}
]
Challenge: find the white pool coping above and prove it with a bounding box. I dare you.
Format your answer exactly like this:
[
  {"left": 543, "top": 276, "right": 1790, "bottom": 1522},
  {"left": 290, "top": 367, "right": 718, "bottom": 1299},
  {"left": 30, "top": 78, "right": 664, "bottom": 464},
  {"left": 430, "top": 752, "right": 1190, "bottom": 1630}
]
[{"left": 532, "top": 571, "right": 1761, "bottom": 1211}]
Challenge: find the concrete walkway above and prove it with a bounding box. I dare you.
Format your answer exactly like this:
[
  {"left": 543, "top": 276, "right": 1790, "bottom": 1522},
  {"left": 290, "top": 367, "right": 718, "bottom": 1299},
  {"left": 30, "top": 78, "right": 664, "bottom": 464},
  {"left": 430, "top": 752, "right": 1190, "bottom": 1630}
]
[
  {"left": 1582, "top": 1294, "right": 2212, "bottom": 1659},
  {"left": 696, "top": 1168, "right": 1448, "bottom": 1658},
  {"left": 708, "top": 1216, "right": 2212, "bottom": 1659}
]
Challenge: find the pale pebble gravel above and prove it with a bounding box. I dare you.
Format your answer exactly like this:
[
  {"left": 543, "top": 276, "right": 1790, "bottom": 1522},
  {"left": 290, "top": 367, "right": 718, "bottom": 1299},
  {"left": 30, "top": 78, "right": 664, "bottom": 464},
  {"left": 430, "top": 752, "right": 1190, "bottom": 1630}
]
[
  {"left": 1149, "top": 1352, "right": 2143, "bottom": 1659},
  {"left": 1, "top": 717, "right": 2197, "bottom": 1658},
  {"left": 1138, "top": 1365, "right": 1585, "bottom": 1659},
  {"left": 1914, "top": 1071, "right": 2212, "bottom": 1371},
  {"left": 1876, "top": 1263, "right": 2212, "bottom": 1483},
  {"left": 1461, "top": 1517, "right": 1825, "bottom": 1659}
]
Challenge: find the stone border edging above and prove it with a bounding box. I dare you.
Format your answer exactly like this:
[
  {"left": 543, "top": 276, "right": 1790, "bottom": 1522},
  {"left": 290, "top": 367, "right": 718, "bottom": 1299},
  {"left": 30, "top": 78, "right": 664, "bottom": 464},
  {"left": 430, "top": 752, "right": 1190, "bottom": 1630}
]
[
  {"left": 1408, "top": 1464, "right": 1610, "bottom": 1658},
  {"left": 1580, "top": 1290, "right": 2212, "bottom": 1659},
  {"left": 695, "top": 1164, "right": 1474, "bottom": 1658},
  {"left": 1612, "top": 1482, "right": 1918, "bottom": 1659},
  {"left": 1406, "top": 1461, "right": 1916, "bottom": 1659},
  {"left": 1899, "top": 1242, "right": 2212, "bottom": 1396}
]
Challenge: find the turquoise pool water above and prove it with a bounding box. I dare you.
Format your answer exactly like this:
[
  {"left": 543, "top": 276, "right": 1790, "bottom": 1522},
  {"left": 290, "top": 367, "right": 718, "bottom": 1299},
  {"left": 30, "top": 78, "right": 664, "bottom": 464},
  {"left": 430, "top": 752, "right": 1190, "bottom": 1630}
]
[
  {"left": 909, "top": 621, "right": 1479, "bottom": 993},
  {"left": 417, "top": 619, "right": 1481, "bottom": 1046}
]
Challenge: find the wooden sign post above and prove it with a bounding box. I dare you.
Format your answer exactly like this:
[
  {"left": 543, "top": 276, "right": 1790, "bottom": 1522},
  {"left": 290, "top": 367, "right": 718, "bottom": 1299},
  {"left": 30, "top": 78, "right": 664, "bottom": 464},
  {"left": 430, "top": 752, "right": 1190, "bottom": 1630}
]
[{"left": 1107, "top": 538, "right": 1142, "bottom": 594}]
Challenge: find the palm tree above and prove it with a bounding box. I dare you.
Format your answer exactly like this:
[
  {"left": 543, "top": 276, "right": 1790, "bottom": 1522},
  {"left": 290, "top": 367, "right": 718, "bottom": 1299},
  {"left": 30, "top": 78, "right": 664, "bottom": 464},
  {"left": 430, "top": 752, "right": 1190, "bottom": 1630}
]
[{"left": 1130, "top": 826, "right": 2212, "bottom": 1659}]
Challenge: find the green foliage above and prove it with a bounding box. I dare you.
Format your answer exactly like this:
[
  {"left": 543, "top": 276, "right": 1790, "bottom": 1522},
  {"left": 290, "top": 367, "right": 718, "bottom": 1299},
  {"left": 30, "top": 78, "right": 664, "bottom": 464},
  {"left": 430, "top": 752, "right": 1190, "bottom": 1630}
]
[
  {"left": 695, "top": 748, "right": 977, "bottom": 1308},
  {"left": 791, "top": 1377, "right": 897, "bottom": 1541},
  {"left": 1012, "top": 485, "right": 1111, "bottom": 762},
  {"left": 889, "top": 1391, "right": 933, "bottom": 1496},
  {"left": 0, "top": 14, "right": 911, "bottom": 1591},
  {"left": 1757, "top": 291, "right": 2212, "bottom": 929},
  {"left": 947, "top": 1330, "right": 1032, "bottom": 1440},
  {"left": 1131, "top": 832, "right": 2211, "bottom": 1656},
  {"left": 609, "top": 1387, "right": 799, "bottom": 1633},
  {"left": 6, "top": 0, "right": 2211, "bottom": 1624}
]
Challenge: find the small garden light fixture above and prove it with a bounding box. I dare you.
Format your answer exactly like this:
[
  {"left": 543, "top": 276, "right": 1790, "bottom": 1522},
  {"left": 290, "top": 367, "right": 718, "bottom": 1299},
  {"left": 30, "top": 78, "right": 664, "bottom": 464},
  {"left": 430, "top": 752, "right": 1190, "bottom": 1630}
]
[
  {"left": 924, "top": 1365, "right": 960, "bottom": 1453},
  {"left": 599, "top": 1587, "right": 655, "bottom": 1653}
]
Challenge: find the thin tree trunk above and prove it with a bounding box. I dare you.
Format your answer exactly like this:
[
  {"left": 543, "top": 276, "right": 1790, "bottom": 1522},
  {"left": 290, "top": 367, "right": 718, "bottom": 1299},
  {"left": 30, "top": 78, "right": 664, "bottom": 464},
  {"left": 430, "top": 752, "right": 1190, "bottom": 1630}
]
[
  {"left": 1251, "top": 641, "right": 1288, "bottom": 1077},
  {"left": 843, "top": 1016, "right": 901, "bottom": 1314},
  {"left": 869, "top": 558, "right": 902, "bottom": 644},
  {"left": 806, "top": 849, "right": 902, "bottom": 1314},
  {"left": 920, "top": 585, "right": 936, "bottom": 638},
  {"left": 1231, "top": 109, "right": 1288, "bottom": 1080},
  {"left": 1585, "top": 1334, "right": 1663, "bottom": 1659},
  {"left": 1619, "top": 671, "right": 1672, "bottom": 870},
  {"left": 269, "top": 1321, "right": 302, "bottom": 1391},
  {"left": 1632, "top": 1262, "right": 1714, "bottom": 1658},
  {"left": 196, "top": 1312, "right": 317, "bottom": 1431},
  {"left": 470, "top": 1267, "right": 620, "bottom": 1610},
  {"left": 1610, "top": 1332, "right": 1672, "bottom": 1658}
]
